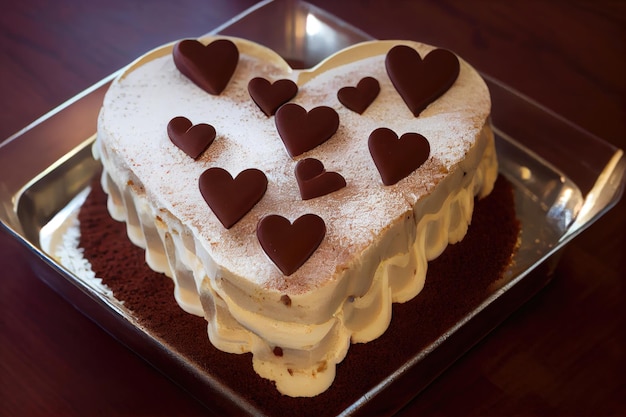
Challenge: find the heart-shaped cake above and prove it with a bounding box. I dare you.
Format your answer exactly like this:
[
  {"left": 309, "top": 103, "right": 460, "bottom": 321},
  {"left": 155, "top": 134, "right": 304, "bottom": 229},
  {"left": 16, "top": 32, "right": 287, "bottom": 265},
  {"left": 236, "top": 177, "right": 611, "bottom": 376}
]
[{"left": 94, "top": 36, "right": 497, "bottom": 397}]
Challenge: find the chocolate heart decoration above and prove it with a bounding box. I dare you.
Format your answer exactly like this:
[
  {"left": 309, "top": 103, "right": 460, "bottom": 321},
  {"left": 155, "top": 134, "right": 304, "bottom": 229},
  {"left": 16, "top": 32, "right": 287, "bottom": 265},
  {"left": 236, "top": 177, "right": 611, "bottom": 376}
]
[
  {"left": 275, "top": 103, "right": 340, "bottom": 157},
  {"left": 257, "top": 214, "right": 326, "bottom": 276},
  {"left": 368, "top": 127, "right": 430, "bottom": 186},
  {"left": 199, "top": 167, "right": 268, "bottom": 229},
  {"left": 295, "top": 158, "right": 346, "bottom": 200},
  {"left": 173, "top": 39, "right": 239, "bottom": 95},
  {"left": 167, "top": 116, "right": 216, "bottom": 159},
  {"left": 385, "top": 45, "right": 459, "bottom": 116},
  {"left": 337, "top": 76, "right": 380, "bottom": 114},
  {"left": 248, "top": 77, "right": 298, "bottom": 116}
]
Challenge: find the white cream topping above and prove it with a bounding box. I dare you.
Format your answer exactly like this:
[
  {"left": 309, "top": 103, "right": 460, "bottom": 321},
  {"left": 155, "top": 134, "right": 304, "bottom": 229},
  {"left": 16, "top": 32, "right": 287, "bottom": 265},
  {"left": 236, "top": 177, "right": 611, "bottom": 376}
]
[{"left": 94, "top": 37, "right": 496, "bottom": 397}]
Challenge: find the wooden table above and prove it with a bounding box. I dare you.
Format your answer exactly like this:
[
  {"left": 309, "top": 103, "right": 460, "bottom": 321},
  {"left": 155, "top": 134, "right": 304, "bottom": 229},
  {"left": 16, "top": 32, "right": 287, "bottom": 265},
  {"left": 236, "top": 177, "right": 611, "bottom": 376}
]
[{"left": 1, "top": 1, "right": 624, "bottom": 415}]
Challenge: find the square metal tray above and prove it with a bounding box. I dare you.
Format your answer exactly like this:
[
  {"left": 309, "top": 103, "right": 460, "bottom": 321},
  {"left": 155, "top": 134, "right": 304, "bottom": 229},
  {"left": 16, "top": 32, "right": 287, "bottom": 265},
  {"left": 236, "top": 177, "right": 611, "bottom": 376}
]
[{"left": 1, "top": 0, "right": 624, "bottom": 415}]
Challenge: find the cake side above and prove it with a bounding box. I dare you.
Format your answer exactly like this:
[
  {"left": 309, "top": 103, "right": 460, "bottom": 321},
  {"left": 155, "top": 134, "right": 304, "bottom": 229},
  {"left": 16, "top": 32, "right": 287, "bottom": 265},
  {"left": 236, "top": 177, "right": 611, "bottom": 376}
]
[
  {"left": 94, "top": 37, "right": 495, "bottom": 396},
  {"left": 72, "top": 172, "right": 519, "bottom": 417}
]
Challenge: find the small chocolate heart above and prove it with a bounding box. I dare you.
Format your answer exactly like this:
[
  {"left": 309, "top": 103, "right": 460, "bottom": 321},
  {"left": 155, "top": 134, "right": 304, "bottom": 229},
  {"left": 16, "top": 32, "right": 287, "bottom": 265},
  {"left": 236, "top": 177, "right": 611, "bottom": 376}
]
[
  {"left": 167, "top": 116, "right": 216, "bottom": 159},
  {"left": 337, "top": 76, "right": 380, "bottom": 114},
  {"left": 199, "top": 167, "right": 267, "bottom": 229},
  {"left": 295, "top": 158, "right": 346, "bottom": 200},
  {"left": 275, "top": 103, "right": 340, "bottom": 157},
  {"left": 368, "top": 127, "right": 430, "bottom": 186},
  {"left": 248, "top": 77, "right": 298, "bottom": 116},
  {"left": 173, "top": 38, "right": 239, "bottom": 95},
  {"left": 257, "top": 213, "right": 326, "bottom": 276},
  {"left": 385, "top": 45, "right": 459, "bottom": 116}
]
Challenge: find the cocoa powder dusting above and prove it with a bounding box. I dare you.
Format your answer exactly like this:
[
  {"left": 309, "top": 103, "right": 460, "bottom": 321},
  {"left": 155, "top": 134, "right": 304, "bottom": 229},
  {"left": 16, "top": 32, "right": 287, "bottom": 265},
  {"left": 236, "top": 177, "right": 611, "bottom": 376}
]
[{"left": 79, "top": 174, "right": 519, "bottom": 416}]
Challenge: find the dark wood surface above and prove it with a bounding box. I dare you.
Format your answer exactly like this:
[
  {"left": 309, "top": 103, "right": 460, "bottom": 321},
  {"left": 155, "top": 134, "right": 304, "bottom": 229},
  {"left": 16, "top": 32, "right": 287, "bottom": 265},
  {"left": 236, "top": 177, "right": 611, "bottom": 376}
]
[{"left": 1, "top": 1, "right": 624, "bottom": 415}]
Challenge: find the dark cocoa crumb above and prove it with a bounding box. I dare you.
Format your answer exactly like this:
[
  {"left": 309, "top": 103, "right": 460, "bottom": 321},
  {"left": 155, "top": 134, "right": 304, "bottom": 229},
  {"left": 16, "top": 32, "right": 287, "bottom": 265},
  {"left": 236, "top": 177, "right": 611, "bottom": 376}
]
[{"left": 280, "top": 294, "right": 291, "bottom": 307}]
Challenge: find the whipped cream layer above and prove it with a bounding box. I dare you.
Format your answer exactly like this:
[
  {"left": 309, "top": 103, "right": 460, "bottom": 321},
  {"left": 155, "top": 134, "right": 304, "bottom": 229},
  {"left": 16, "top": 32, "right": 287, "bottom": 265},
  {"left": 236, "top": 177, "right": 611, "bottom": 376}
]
[{"left": 95, "top": 37, "right": 496, "bottom": 397}]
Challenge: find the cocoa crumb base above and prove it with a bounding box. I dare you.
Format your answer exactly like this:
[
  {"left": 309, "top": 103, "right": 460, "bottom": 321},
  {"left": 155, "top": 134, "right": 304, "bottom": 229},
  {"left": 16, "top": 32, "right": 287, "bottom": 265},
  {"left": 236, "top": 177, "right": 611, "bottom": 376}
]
[{"left": 78, "top": 175, "right": 519, "bottom": 416}]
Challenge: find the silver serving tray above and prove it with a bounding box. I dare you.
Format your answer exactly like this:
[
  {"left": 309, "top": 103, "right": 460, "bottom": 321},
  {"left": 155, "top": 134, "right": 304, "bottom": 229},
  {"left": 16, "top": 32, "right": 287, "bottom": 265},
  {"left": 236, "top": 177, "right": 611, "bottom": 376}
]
[{"left": 1, "top": 0, "right": 624, "bottom": 415}]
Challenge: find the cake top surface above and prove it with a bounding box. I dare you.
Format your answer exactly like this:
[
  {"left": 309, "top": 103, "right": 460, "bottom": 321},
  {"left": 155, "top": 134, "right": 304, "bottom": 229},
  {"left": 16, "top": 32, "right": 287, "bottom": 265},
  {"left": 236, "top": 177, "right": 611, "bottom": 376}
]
[{"left": 98, "top": 37, "right": 490, "bottom": 294}]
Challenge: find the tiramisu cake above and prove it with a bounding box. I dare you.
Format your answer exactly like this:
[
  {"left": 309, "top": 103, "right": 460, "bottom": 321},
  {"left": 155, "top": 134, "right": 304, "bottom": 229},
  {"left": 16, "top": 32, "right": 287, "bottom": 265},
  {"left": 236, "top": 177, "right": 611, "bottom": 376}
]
[{"left": 92, "top": 36, "right": 500, "bottom": 397}]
